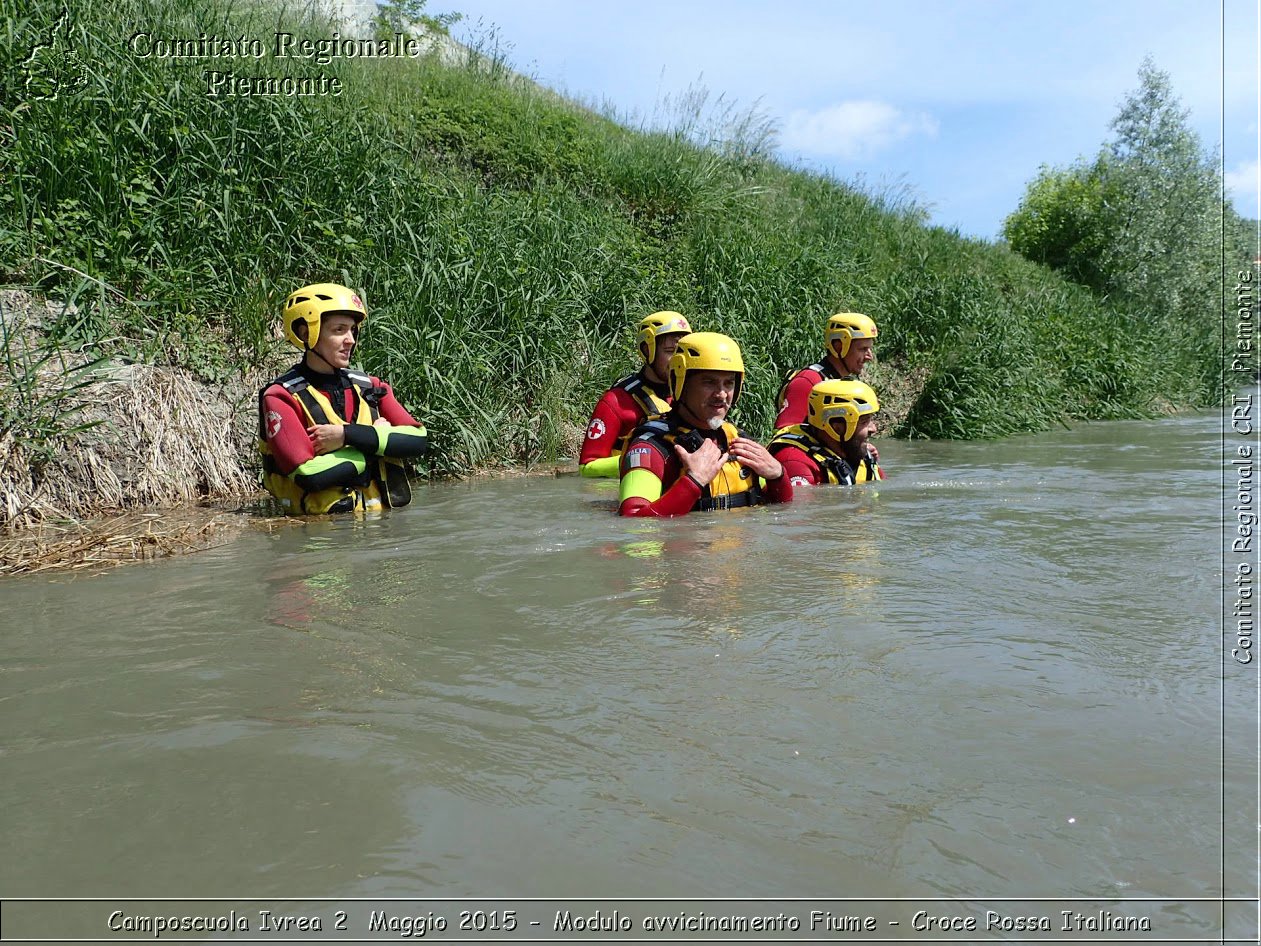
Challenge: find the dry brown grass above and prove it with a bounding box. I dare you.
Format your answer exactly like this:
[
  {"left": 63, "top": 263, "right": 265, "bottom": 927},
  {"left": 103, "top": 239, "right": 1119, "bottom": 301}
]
[
  {"left": 0, "top": 508, "right": 232, "bottom": 576},
  {"left": 0, "top": 289, "right": 288, "bottom": 572},
  {"left": 1, "top": 290, "right": 282, "bottom": 524},
  {"left": 865, "top": 358, "right": 930, "bottom": 436},
  {"left": 1, "top": 360, "right": 262, "bottom": 523},
  {"left": 0, "top": 507, "right": 309, "bottom": 576}
]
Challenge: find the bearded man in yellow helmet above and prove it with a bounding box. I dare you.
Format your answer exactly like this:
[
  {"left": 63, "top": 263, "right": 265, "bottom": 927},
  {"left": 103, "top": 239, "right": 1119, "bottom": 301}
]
[
  {"left": 769, "top": 379, "right": 885, "bottom": 493},
  {"left": 618, "top": 333, "right": 791, "bottom": 517},
  {"left": 775, "top": 312, "right": 878, "bottom": 430},
  {"left": 258, "top": 283, "right": 428, "bottom": 514},
  {"left": 578, "top": 311, "right": 693, "bottom": 478}
]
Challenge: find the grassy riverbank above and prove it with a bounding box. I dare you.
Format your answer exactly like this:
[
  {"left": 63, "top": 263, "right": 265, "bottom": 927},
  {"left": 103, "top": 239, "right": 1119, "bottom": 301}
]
[{"left": 1, "top": 0, "right": 1227, "bottom": 533}]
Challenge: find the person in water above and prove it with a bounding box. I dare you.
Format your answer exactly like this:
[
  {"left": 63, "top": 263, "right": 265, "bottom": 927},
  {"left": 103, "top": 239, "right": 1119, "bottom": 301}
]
[
  {"left": 774, "top": 311, "right": 878, "bottom": 430},
  {"left": 769, "top": 379, "right": 885, "bottom": 489},
  {"left": 618, "top": 332, "right": 790, "bottom": 517},
  {"left": 578, "top": 311, "right": 693, "bottom": 478},
  {"left": 259, "top": 283, "right": 428, "bottom": 514}
]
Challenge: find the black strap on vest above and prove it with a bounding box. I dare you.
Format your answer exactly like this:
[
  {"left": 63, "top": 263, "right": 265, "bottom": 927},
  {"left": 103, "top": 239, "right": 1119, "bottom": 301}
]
[
  {"left": 770, "top": 429, "right": 857, "bottom": 485},
  {"left": 695, "top": 474, "right": 762, "bottom": 511},
  {"left": 859, "top": 453, "right": 878, "bottom": 482},
  {"left": 265, "top": 366, "right": 381, "bottom": 426},
  {"left": 616, "top": 372, "right": 670, "bottom": 419}
]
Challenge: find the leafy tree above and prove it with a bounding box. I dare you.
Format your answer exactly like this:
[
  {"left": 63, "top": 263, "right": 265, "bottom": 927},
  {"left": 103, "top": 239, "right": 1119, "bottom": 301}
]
[
  {"left": 1004, "top": 58, "right": 1243, "bottom": 325},
  {"left": 1001, "top": 159, "right": 1112, "bottom": 292},
  {"left": 1098, "top": 59, "right": 1224, "bottom": 316},
  {"left": 372, "top": 0, "right": 462, "bottom": 42}
]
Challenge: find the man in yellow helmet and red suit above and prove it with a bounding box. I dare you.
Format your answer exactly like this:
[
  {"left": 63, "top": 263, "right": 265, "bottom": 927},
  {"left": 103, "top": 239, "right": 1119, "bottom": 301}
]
[
  {"left": 258, "top": 283, "right": 428, "bottom": 514},
  {"left": 769, "top": 379, "right": 885, "bottom": 490},
  {"left": 578, "top": 311, "right": 693, "bottom": 478},
  {"left": 775, "top": 312, "right": 878, "bottom": 430},
  {"left": 618, "top": 332, "right": 791, "bottom": 517}
]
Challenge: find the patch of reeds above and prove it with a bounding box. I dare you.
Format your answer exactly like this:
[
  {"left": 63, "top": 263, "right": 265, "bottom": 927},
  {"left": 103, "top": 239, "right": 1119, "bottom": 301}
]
[
  {"left": 0, "top": 507, "right": 279, "bottom": 576},
  {"left": 0, "top": 289, "right": 263, "bottom": 531}
]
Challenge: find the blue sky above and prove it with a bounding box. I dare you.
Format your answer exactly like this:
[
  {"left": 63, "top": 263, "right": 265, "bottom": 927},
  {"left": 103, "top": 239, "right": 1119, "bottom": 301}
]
[{"left": 441, "top": 0, "right": 1259, "bottom": 242}]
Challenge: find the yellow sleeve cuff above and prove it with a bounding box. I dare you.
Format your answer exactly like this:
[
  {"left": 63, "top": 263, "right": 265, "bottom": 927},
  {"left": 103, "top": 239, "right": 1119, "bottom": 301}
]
[
  {"left": 619, "top": 467, "right": 663, "bottom": 504},
  {"left": 580, "top": 454, "right": 622, "bottom": 478}
]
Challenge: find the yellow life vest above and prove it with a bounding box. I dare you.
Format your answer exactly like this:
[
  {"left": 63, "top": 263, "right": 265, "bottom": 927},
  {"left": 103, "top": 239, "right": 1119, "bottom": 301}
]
[
  {"left": 629, "top": 417, "right": 761, "bottom": 511},
  {"left": 618, "top": 372, "right": 671, "bottom": 417},
  {"left": 259, "top": 367, "right": 386, "bottom": 514},
  {"left": 613, "top": 372, "right": 671, "bottom": 450},
  {"left": 768, "top": 424, "right": 881, "bottom": 484}
]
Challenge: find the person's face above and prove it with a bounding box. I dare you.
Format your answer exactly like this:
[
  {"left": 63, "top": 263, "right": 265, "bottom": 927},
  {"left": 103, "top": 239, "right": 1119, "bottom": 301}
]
[
  {"left": 647, "top": 332, "right": 685, "bottom": 383},
  {"left": 831, "top": 412, "right": 878, "bottom": 453},
  {"left": 310, "top": 314, "right": 358, "bottom": 370},
  {"left": 838, "top": 337, "right": 875, "bottom": 376},
  {"left": 679, "top": 370, "right": 738, "bottom": 429}
]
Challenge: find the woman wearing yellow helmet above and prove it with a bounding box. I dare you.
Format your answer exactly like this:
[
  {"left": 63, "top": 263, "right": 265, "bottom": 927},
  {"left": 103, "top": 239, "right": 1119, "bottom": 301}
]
[
  {"left": 769, "top": 379, "right": 885, "bottom": 490},
  {"left": 258, "top": 283, "right": 429, "bottom": 514},
  {"left": 578, "top": 311, "right": 694, "bottom": 478},
  {"left": 617, "top": 333, "right": 791, "bottom": 517},
  {"left": 774, "top": 312, "right": 878, "bottom": 431}
]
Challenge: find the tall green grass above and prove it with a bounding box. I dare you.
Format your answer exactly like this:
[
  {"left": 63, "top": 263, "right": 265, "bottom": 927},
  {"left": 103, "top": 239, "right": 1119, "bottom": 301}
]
[{"left": 2, "top": 0, "right": 1224, "bottom": 478}]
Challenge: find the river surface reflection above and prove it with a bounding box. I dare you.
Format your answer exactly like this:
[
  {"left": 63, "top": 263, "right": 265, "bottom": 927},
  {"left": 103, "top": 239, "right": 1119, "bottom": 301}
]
[{"left": 1, "top": 412, "right": 1247, "bottom": 936}]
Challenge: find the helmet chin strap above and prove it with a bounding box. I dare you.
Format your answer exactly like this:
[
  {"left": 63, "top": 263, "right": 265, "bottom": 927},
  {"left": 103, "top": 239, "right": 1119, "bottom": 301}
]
[{"left": 843, "top": 439, "right": 867, "bottom": 467}]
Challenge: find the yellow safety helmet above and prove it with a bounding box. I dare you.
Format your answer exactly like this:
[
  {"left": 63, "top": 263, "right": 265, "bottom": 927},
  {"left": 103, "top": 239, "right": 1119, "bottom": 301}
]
[
  {"left": 668, "top": 332, "right": 745, "bottom": 406},
  {"left": 808, "top": 379, "right": 880, "bottom": 442},
  {"left": 637, "top": 311, "right": 692, "bottom": 365},
  {"left": 283, "top": 283, "right": 366, "bottom": 351},
  {"left": 825, "top": 312, "right": 878, "bottom": 360}
]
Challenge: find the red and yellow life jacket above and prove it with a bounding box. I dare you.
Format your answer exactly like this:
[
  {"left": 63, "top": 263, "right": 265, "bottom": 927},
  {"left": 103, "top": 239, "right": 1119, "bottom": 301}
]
[
  {"left": 258, "top": 367, "right": 386, "bottom": 514},
  {"left": 768, "top": 424, "right": 882, "bottom": 484},
  {"left": 628, "top": 416, "right": 762, "bottom": 511},
  {"left": 613, "top": 372, "right": 671, "bottom": 449}
]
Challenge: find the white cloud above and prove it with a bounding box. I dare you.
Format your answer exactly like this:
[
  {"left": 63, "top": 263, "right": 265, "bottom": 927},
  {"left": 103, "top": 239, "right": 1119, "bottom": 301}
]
[
  {"left": 780, "top": 100, "right": 940, "bottom": 161},
  {"left": 1226, "top": 160, "right": 1260, "bottom": 220}
]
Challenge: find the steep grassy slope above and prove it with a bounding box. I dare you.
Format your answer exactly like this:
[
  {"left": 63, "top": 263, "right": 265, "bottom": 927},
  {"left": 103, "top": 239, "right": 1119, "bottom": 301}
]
[{"left": 2, "top": 0, "right": 1222, "bottom": 484}]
